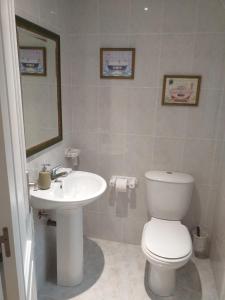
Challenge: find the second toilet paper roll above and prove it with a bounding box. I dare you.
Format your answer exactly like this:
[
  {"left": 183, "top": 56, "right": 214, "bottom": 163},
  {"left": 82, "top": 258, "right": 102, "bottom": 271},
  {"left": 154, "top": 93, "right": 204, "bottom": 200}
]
[{"left": 115, "top": 178, "right": 127, "bottom": 193}]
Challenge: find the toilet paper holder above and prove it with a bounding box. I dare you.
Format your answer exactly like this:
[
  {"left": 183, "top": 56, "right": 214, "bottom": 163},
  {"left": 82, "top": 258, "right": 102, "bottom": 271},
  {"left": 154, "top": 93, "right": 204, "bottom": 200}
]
[{"left": 109, "top": 176, "right": 138, "bottom": 189}]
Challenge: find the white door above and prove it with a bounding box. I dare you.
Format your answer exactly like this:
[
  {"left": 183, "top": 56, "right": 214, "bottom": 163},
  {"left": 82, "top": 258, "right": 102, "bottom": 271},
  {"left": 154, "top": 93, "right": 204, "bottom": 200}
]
[{"left": 0, "top": 0, "right": 37, "bottom": 299}]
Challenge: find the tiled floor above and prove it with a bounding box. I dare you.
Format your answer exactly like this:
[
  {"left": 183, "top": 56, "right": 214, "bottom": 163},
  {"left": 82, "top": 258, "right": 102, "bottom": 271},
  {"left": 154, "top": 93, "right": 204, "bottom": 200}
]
[{"left": 39, "top": 238, "right": 218, "bottom": 300}]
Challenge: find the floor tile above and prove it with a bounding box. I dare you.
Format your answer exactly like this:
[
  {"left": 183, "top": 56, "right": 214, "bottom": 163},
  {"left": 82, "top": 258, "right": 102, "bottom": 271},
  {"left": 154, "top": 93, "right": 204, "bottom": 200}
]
[{"left": 38, "top": 238, "right": 218, "bottom": 300}]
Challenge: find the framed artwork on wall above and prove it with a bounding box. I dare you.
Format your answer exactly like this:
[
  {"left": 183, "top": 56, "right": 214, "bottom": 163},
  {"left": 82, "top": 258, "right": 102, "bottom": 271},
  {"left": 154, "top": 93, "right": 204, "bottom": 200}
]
[
  {"left": 162, "top": 75, "right": 201, "bottom": 106},
  {"left": 100, "top": 48, "right": 135, "bottom": 79},
  {"left": 19, "top": 46, "right": 47, "bottom": 76}
]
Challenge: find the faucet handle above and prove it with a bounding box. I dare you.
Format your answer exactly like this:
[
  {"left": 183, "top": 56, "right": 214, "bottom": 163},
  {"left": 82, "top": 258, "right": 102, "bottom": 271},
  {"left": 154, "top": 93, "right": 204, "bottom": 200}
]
[
  {"left": 50, "top": 164, "right": 62, "bottom": 179},
  {"left": 50, "top": 164, "right": 61, "bottom": 172}
]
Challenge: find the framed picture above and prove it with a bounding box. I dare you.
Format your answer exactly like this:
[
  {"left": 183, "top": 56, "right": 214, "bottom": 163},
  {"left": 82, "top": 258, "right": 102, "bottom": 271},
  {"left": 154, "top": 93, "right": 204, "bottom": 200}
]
[
  {"left": 162, "top": 75, "right": 201, "bottom": 106},
  {"left": 100, "top": 48, "right": 135, "bottom": 79},
  {"left": 19, "top": 46, "right": 47, "bottom": 76}
]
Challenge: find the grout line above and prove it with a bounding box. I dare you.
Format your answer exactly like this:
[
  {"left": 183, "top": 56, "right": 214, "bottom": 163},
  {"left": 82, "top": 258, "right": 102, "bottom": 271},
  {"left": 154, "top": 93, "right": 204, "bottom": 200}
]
[
  {"left": 151, "top": 89, "right": 160, "bottom": 166},
  {"left": 71, "top": 130, "right": 225, "bottom": 142},
  {"left": 69, "top": 83, "right": 225, "bottom": 91},
  {"left": 190, "top": 0, "right": 200, "bottom": 73},
  {"left": 97, "top": 0, "right": 100, "bottom": 35},
  {"left": 68, "top": 31, "right": 225, "bottom": 38},
  {"left": 127, "top": 0, "right": 131, "bottom": 36}
]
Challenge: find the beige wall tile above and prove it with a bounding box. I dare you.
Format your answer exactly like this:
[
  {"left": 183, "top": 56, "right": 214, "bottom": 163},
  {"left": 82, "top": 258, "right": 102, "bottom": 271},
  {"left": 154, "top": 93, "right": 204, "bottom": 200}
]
[
  {"left": 182, "top": 139, "right": 214, "bottom": 185},
  {"left": 153, "top": 137, "right": 185, "bottom": 171},
  {"left": 98, "top": 87, "right": 128, "bottom": 134},
  {"left": 130, "top": 0, "right": 164, "bottom": 34},
  {"left": 192, "top": 34, "right": 225, "bottom": 89},
  {"left": 99, "top": 0, "right": 130, "bottom": 34},
  {"left": 197, "top": 0, "right": 225, "bottom": 33},
  {"left": 128, "top": 35, "right": 161, "bottom": 87},
  {"left": 68, "top": 0, "right": 99, "bottom": 34},
  {"left": 126, "top": 88, "right": 157, "bottom": 135},
  {"left": 72, "top": 86, "right": 99, "bottom": 132},
  {"left": 162, "top": 0, "right": 198, "bottom": 33},
  {"left": 159, "top": 34, "right": 194, "bottom": 82}
]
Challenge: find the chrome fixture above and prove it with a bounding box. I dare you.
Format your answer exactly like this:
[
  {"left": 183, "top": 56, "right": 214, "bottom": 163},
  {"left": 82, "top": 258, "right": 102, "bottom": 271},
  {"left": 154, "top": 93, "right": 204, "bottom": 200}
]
[{"left": 50, "top": 164, "right": 65, "bottom": 179}]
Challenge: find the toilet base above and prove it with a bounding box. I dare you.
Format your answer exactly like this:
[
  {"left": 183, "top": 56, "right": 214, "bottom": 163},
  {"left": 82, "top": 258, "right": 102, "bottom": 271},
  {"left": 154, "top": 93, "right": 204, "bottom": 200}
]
[{"left": 149, "top": 265, "right": 175, "bottom": 297}]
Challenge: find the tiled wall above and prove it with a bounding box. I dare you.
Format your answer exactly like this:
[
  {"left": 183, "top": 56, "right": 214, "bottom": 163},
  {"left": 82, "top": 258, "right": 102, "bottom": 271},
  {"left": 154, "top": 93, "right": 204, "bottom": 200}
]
[
  {"left": 211, "top": 99, "right": 225, "bottom": 297},
  {"left": 14, "top": 0, "right": 72, "bottom": 290},
  {"left": 209, "top": 63, "right": 225, "bottom": 297},
  {"left": 69, "top": 0, "right": 225, "bottom": 244},
  {"left": 13, "top": 0, "right": 225, "bottom": 297}
]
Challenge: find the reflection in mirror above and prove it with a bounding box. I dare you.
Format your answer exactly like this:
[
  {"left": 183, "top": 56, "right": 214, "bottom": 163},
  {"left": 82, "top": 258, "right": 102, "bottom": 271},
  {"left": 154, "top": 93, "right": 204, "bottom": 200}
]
[{"left": 16, "top": 16, "right": 62, "bottom": 157}]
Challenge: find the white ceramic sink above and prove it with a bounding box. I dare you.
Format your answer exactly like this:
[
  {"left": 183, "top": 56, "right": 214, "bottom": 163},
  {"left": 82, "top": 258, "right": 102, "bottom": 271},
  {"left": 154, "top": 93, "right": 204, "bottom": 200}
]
[
  {"left": 30, "top": 171, "right": 107, "bottom": 210},
  {"left": 30, "top": 170, "right": 107, "bottom": 287}
]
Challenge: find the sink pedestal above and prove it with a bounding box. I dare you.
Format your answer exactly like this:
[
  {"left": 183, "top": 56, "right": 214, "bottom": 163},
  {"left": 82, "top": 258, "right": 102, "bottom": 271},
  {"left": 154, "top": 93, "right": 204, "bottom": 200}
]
[
  {"left": 30, "top": 171, "right": 107, "bottom": 286},
  {"left": 56, "top": 207, "right": 83, "bottom": 286}
]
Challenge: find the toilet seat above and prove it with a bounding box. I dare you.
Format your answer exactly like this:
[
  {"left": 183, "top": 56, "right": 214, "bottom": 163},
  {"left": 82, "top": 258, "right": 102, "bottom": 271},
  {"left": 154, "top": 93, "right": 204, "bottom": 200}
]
[{"left": 142, "top": 218, "right": 192, "bottom": 261}]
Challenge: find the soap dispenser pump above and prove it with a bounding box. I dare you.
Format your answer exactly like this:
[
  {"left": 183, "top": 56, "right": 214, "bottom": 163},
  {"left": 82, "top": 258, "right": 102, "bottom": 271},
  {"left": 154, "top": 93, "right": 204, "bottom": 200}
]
[{"left": 38, "top": 163, "right": 51, "bottom": 190}]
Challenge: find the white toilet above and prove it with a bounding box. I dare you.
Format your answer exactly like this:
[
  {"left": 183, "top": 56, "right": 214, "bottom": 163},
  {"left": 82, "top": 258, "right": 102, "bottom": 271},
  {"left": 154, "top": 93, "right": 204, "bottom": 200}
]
[{"left": 141, "top": 171, "right": 194, "bottom": 297}]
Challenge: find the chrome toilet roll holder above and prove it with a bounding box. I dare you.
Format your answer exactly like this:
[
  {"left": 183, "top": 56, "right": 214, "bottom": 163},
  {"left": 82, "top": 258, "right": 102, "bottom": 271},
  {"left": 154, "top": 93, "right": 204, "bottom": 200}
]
[{"left": 109, "top": 176, "right": 138, "bottom": 189}]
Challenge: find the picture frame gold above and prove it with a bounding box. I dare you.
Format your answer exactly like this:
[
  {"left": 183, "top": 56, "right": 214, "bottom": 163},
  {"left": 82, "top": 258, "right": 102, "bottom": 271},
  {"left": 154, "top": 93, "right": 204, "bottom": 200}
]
[
  {"left": 100, "top": 48, "right": 135, "bottom": 79},
  {"left": 162, "top": 75, "right": 201, "bottom": 106}
]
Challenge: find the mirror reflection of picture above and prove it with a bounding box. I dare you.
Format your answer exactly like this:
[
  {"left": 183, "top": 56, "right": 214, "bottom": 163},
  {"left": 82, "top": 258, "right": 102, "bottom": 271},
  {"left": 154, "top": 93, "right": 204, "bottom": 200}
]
[
  {"left": 16, "top": 15, "right": 62, "bottom": 157},
  {"left": 162, "top": 75, "right": 201, "bottom": 106},
  {"left": 19, "top": 47, "right": 46, "bottom": 76}
]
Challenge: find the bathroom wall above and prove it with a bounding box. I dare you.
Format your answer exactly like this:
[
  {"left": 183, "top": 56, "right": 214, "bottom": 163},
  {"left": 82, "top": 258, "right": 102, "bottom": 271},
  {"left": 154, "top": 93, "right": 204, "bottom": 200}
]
[
  {"left": 14, "top": 0, "right": 72, "bottom": 290},
  {"left": 69, "top": 0, "right": 225, "bottom": 244},
  {"left": 210, "top": 101, "right": 225, "bottom": 298},
  {"left": 211, "top": 11, "right": 225, "bottom": 300},
  {"left": 13, "top": 0, "right": 225, "bottom": 296}
]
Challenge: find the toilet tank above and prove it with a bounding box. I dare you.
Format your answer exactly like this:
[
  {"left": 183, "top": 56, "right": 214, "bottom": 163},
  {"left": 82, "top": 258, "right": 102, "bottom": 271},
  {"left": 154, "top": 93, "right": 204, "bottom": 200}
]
[{"left": 145, "top": 171, "right": 194, "bottom": 221}]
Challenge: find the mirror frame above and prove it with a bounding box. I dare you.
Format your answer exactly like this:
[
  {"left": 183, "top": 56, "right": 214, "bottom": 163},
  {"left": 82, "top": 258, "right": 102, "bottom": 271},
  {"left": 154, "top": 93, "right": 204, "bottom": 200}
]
[{"left": 16, "top": 16, "right": 63, "bottom": 157}]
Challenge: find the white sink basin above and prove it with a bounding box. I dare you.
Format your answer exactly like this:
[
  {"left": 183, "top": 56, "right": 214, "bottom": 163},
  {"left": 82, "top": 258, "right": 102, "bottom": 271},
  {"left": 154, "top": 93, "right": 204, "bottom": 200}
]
[
  {"left": 30, "top": 170, "right": 107, "bottom": 287},
  {"left": 30, "top": 171, "right": 107, "bottom": 210}
]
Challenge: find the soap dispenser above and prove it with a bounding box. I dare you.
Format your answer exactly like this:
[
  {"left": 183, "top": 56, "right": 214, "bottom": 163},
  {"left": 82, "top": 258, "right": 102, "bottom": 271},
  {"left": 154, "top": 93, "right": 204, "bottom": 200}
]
[{"left": 38, "top": 164, "right": 51, "bottom": 190}]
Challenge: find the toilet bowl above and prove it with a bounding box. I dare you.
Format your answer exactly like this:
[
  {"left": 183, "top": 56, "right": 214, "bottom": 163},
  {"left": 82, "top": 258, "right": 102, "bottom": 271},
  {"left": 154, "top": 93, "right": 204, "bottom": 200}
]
[
  {"left": 142, "top": 218, "right": 192, "bottom": 297},
  {"left": 142, "top": 171, "right": 194, "bottom": 297}
]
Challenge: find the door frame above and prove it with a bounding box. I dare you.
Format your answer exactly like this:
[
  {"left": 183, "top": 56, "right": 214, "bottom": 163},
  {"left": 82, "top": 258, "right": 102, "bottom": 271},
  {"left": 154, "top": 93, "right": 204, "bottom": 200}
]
[{"left": 0, "top": 0, "right": 37, "bottom": 299}]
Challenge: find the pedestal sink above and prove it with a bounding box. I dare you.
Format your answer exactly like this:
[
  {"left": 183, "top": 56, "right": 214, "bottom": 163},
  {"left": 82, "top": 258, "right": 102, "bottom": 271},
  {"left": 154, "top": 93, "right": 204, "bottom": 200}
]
[{"left": 30, "top": 171, "right": 107, "bottom": 286}]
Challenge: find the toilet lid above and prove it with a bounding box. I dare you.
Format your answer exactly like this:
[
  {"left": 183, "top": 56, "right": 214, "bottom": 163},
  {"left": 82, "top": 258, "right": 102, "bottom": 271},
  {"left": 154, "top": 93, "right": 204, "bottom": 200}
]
[
  {"left": 143, "top": 218, "right": 192, "bottom": 259},
  {"left": 145, "top": 171, "right": 194, "bottom": 184}
]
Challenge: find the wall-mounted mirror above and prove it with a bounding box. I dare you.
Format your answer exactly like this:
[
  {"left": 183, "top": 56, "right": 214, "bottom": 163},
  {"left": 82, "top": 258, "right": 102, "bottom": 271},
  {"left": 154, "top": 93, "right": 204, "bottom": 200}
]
[{"left": 16, "top": 16, "right": 62, "bottom": 157}]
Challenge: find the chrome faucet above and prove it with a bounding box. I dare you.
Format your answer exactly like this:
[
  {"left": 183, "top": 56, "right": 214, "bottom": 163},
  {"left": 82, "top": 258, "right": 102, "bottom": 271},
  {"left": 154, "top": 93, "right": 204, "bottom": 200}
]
[
  {"left": 50, "top": 164, "right": 62, "bottom": 179},
  {"left": 50, "top": 164, "right": 68, "bottom": 180}
]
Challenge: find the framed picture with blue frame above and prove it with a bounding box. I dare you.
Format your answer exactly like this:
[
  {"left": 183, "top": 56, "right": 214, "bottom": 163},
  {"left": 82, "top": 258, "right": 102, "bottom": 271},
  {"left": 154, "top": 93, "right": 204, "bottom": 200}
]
[{"left": 100, "top": 48, "right": 135, "bottom": 79}]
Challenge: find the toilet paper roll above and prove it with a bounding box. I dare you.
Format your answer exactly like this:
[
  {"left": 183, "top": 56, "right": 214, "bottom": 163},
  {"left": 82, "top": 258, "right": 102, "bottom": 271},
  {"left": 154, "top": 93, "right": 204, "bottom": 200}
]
[{"left": 115, "top": 178, "right": 127, "bottom": 193}]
